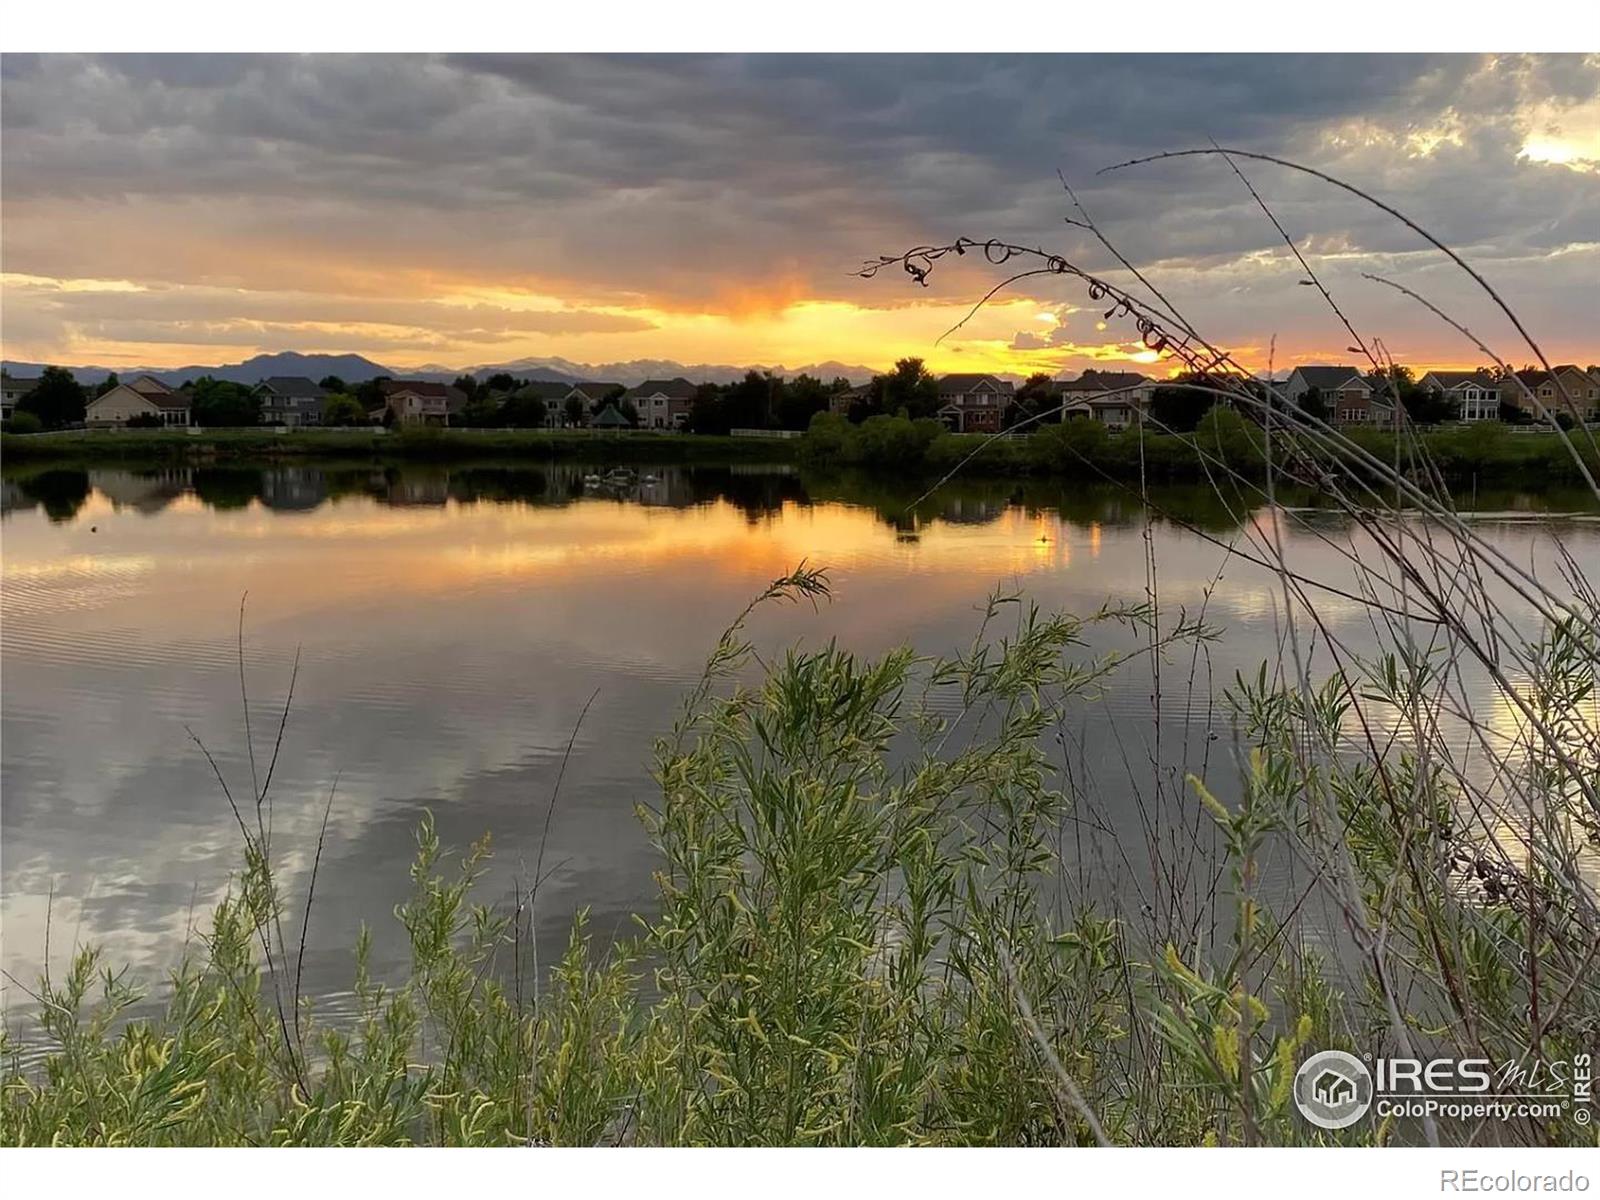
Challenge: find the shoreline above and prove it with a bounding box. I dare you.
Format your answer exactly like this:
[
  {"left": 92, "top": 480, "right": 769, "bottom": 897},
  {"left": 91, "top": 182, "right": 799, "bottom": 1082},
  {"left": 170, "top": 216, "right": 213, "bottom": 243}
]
[{"left": 5, "top": 419, "right": 1598, "bottom": 492}]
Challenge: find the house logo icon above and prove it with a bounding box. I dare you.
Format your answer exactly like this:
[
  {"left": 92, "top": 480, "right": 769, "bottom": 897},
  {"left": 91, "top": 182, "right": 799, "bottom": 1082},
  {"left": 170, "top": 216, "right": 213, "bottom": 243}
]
[{"left": 1294, "top": 1051, "right": 1373, "bottom": 1129}]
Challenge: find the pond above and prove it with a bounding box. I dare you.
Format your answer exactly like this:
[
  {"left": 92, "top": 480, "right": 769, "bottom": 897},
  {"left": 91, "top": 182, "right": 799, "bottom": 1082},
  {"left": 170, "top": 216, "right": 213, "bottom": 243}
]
[{"left": 3, "top": 460, "right": 1596, "bottom": 1023}]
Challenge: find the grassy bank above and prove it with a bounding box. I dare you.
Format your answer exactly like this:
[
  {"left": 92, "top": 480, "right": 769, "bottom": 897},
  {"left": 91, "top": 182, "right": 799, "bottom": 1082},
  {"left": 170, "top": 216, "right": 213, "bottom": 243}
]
[
  {"left": 7, "top": 417, "right": 1598, "bottom": 493},
  {"left": 0, "top": 426, "right": 798, "bottom": 466},
  {"left": 799, "top": 411, "right": 1600, "bottom": 489},
  {"left": 3, "top": 565, "right": 1595, "bottom": 1146}
]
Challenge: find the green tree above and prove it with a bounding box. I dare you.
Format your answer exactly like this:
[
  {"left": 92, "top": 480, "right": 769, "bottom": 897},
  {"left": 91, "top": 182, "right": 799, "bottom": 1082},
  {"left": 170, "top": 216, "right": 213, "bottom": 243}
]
[
  {"left": 1194, "top": 405, "right": 1263, "bottom": 470},
  {"left": 563, "top": 395, "right": 587, "bottom": 427},
  {"left": 497, "top": 392, "right": 547, "bottom": 427},
  {"left": 716, "top": 371, "right": 777, "bottom": 430},
  {"left": 1149, "top": 374, "right": 1216, "bottom": 433},
  {"left": 686, "top": 384, "right": 731, "bottom": 435},
  {"left": 452, "top": 374, "right": 480, "bottom": 401},
  {"left": 189, "top": 376, "right": 262, "bottom": 427},
  {"left": 618, "top": 398, "right": 640, "bottom": 427},
  {"left": 321, "top": 394, "right": 368, "bottom": 426},
  {"left": 1010, "top": 372, "right": 1055, "bottom": 427},
  {"left": 884, "top": 357, "right": 938, "bottom": 419},
  {"left": 18, "top": 366, "right": 87, "bottom": 428},
  {"left": 1402, "top": 388, "right": 1460, "bottom": 425},
  {"left": 484, "top": 372, "right": 517, "bottom": 394},
  {"left": 94, "top": 372, "right": 122, "bottom": 398},
  {"left": 356, "top": 376, "right": 392, "bottom": 410},
  {"left": 1297, "top": 385, "right": 1329, "bottom": 423},
  {"left": 1034, "top": 416, "right": 1110, "bottom": 472},
  {"left": 318, "top": 375, "right": 348, "bottom": 393},
  {"left": 777, "top": 373, "right": 828, "bottom": 430},
  {"left": 459, "top": 395, "right": 503, "bottom": 427},
  {"left": 1368, "top": 364, "right": 1420, "bottom": 408},
  {"left": 1499, "top": 400, "right": 1533, "bottom": 425}
]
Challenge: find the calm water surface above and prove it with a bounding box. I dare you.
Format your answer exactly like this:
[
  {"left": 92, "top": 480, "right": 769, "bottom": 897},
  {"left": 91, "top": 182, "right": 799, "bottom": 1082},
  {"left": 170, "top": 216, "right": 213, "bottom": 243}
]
[{"left": 3, "top": 461, "right": 1596, "bottom": 1017}]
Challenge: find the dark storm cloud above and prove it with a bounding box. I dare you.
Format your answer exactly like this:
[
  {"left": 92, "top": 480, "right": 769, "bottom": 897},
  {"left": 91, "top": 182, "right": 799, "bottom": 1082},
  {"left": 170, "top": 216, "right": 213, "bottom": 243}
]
[{"left": 2, "top": 53, "right": 1596, "bottom": 365}]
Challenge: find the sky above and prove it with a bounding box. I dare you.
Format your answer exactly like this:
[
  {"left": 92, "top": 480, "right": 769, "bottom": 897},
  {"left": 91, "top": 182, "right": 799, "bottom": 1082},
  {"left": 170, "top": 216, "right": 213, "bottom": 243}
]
[{"left": 2, "top": 53, "right": 1597, "bottom": 378}]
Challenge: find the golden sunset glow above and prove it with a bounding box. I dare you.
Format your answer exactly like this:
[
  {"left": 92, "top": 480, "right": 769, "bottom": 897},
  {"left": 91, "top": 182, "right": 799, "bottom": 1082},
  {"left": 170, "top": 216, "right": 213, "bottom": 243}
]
[{"left": 3, "top": 53, "right": 1597, "bottom": 378}]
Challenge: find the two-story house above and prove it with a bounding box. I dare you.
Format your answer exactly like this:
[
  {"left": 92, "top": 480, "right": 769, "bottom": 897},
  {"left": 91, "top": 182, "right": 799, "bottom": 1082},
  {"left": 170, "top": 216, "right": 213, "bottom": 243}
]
[
  {"left": 253, "top": 376, "right": 329, "bottom": 427},
  {"left": 1497, "top": 366, "right": 1598, "bottom": 422},
  {"left": 380, "top": 380, "right": 467, "bottom": 426},
  {"left": 623, "top": 378, "right": 696, "bottom": 430},
  {"left": 1050, "top": 370, "right": 1156, "bottom": 430},
  {"left": 1545, "top": 365, "right": 1599, "bottom": 420},
  {"left": 1284, "top": 366, "right": 1383, "bottom": 425},
  {"left": 1417, "top": 370, "right": 1500, "bottom": 423},
  {"left": 936, "top": 374, "right": 1014, "bottom": 434},
  {"left": 510, "top": 380, "right": 571, "bottom": 427}
]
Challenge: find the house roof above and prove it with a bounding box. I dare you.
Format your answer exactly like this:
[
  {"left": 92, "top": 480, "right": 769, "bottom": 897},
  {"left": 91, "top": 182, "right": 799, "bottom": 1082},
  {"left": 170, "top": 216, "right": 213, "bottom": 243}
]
[
  {"left": 937, "top": 373, "right": 1012, "bottom": 392},
  {"left": 623, "top": 377, "right": 696, "bottom": 401},
  {"left": 2, "top": 375, "right": 41, "bottom": 391},
  {"left": 256, "top": 376, "right": 327, "bottom": 399},
  {"left": 514, "top": 380, "right": 571, "bottom": 401},
  {"left": 129, "top": 374, "right": 175, "bottom": 396},
  {"left": 1512, "top": 369, "right": 1552, "bottom": 389},
  {"left": 89, "top": 382, "right": 188, "bottom": 411},
  {"left": 591, "top": 404, "right": 630, "bottom": 427},
  {"left": 1422, "top": 370, "right": 1496, "bottom": 390},
  {"left": 121, "top": 377, "right": 189, "bottom": 410},
  {"left": 1290, "top": 366, "right": 1367, "bottom": 390},
  {"left": 1052, "top": 370, "right": 1151, "bottom": 394},
  {"left": 569, "top": 381, "right": 623, "bottom": 400}
]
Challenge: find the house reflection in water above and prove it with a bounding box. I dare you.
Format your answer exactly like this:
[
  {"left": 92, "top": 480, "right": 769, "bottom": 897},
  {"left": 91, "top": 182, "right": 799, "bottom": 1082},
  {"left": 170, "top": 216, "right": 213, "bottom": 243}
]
[
  {"left": 383, "top": 471, "right": 451, "bottom": 508},
  {"left": 259, "top": 468, "right": 329, "bottom": 512}
]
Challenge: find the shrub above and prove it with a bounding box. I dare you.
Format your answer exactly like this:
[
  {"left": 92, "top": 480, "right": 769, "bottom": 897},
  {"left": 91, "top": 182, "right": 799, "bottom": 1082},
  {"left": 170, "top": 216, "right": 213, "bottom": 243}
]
[
  {"left": 1, "top": 565, "right": 1596, "bottom": 1146},
  {"left": 3, "top": 411, "right": 43, "bottom": 434},
  {"left": 1031, "top": 416, "right": 1110, "bottom": 473},
  {"left": 854, "top": 414, "right": 941, "bottom": 469}
]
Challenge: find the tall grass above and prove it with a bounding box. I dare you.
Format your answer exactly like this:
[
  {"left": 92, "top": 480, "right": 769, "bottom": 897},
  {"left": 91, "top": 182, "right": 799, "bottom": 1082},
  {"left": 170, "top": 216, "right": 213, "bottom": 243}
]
[{"left": 2, "top": 559, "right": 1595, "bottom": 1145}]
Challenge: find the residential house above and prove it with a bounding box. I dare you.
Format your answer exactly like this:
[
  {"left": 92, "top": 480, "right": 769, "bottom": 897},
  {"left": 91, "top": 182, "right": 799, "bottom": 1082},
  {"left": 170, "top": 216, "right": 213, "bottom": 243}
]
[
  {"left": 1283, "top": 366, "right": 1383, "bottom": 425},
  {"left": 379, "top": 380, "right": 468, "bottom": 426},
  {"left": 1531, "top": 365, "right": 1600, "bottom": 420},
  {"left": 563, "top": 381, "right": 624, "bottom": 424},
  {"left": 1, "top": 374, "right": 40, "bottom": 421},
  {"left": 511, "top": 380, "right": 572, "bottom": 428},
  {"left": 1418, "top": 370, "right": 1501, "bottom": 423},
  {"left": 1051, "top": 370, "right": 1156, "bottom": 430},
  {"left": 254, "top": 376, "right": 329, "bottom": 427},
  {"left": 86, "top": 375, "right": 192, "bottom": 428},
  {"left": 623, "top": 378, "right": 696, "bottom": 430},
  {"left": 1499, "top": 368, "right": 1596, "bottom": 420},
  {"left": 936, "top": 374, "right": 1014, "bottom": 434}
]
